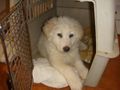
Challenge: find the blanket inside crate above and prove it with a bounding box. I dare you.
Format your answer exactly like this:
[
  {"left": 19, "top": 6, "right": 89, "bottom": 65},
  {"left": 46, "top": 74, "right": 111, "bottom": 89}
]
[{"left": 33, "top": 57, "right": 68, "bottom": 88}]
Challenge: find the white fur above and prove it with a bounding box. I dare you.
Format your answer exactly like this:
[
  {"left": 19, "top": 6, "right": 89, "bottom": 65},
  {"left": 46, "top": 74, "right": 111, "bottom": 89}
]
[{"left": 38, "top": 16, "right": 88, "bottom": 90}]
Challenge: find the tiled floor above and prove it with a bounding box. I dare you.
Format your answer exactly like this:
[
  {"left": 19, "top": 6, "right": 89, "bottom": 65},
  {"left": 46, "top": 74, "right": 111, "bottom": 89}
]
[{"left": 0, "top": 36, "right": 120, "bottom": 90}]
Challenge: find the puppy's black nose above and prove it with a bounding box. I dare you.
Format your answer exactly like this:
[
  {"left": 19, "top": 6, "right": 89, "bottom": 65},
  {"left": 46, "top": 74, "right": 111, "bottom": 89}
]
[{"left": 63, "top": 46, "right": 70, "bottom": 52}]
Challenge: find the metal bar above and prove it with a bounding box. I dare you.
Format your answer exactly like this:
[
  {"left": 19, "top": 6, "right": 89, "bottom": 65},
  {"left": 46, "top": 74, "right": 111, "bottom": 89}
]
[{"left": 0, "top": 26, "right": 14, "bottom": 90}]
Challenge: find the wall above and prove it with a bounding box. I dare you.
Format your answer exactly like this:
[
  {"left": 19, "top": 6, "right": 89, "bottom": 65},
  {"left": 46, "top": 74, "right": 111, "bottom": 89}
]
[
  {"left": 115, "top": 0, "right": 120, "bottom": 34},
  {"left": 0, "top": 0, "right": 7, "bottom": 13}
]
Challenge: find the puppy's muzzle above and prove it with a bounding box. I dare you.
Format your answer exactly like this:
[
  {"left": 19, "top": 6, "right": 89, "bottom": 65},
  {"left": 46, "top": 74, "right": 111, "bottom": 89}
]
[{"left": 63, "top": 46, "right": 70, "bottom": 52}]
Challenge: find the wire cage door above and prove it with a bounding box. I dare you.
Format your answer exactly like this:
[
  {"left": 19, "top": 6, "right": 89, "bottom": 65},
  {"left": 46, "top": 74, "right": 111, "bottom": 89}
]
[{"left": 0, "top": 0, "right": 33, "bottom": 90}]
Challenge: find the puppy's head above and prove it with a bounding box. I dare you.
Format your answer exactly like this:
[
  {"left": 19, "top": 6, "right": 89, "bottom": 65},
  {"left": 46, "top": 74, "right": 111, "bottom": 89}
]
[{"left": 43, "top": 16, "right": 83, "bottom": 53}]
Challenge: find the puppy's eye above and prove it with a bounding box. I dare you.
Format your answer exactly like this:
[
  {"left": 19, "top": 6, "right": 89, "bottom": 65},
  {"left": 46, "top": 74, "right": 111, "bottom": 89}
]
[
  {"left": 69, "top": 34, "right": 74, "bottom": 38},
  {"left": 57, "top": 33, "right": 62, "bottom": 38}
]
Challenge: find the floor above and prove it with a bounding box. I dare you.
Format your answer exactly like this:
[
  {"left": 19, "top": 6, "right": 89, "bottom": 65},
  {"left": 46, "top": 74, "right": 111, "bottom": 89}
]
[{"left": 0, "top": 35, "right": 120, "bottom": 90}]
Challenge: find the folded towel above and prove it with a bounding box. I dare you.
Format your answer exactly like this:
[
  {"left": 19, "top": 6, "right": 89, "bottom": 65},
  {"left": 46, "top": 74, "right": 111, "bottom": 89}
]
[{"left": 33, "top": 57, "right": 68, "bottom": 88}]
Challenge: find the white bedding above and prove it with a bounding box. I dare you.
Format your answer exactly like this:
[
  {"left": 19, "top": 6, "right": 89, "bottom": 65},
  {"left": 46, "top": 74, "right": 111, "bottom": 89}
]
[{"left": 33, "top": 57, "right": 68, "bottom": 88}]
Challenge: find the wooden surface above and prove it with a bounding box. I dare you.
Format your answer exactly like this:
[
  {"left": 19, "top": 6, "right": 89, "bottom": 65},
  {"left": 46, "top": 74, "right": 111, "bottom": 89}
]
[{"left": 0, "top": 63, "right": 8, "bottom": 90}]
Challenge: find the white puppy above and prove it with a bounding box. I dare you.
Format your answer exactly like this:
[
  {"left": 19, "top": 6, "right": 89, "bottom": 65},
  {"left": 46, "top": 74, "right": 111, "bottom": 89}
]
[{"left": 38, "top": 16, "right": 88, "bottom": 90}]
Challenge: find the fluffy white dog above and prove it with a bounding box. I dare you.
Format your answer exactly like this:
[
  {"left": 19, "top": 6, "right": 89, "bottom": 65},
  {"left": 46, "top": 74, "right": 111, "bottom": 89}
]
[{"left": 38, "top": 16, "right": 88, "bottom": 90}]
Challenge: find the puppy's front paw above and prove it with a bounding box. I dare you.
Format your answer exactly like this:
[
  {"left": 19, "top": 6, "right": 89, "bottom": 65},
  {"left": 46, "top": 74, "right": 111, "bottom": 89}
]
[
  {"left": 80, "top": 68, "right": 88, "bottom": 80},
  {"left": 70, "top": 85, "right": 82, "bottom": 90},
  {"left": 71, "top": 88, "right": 82, "bottom": 90}
]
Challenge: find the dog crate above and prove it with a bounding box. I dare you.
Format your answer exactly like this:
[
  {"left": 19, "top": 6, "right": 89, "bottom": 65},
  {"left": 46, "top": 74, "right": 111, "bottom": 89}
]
[{"left": 0, "top": 0, "right": 119, "bottom": 90}]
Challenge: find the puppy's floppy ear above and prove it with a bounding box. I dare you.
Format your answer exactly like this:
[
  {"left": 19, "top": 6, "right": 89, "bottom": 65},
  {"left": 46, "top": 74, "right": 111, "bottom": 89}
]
[{"left": 43, "top": 17, "right": 58, "bottom": 38}]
